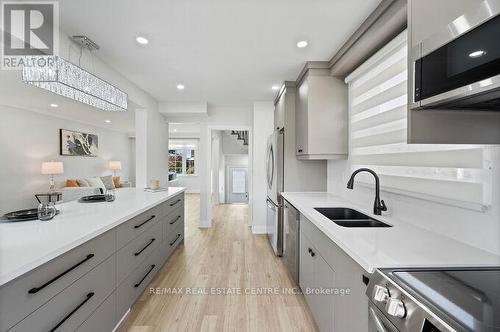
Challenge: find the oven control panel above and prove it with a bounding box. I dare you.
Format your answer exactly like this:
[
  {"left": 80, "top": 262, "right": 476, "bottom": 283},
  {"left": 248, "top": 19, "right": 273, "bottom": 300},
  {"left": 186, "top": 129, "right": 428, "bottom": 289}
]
[{"left": 366, "top": 270, "right": 456, "bottom": 332}]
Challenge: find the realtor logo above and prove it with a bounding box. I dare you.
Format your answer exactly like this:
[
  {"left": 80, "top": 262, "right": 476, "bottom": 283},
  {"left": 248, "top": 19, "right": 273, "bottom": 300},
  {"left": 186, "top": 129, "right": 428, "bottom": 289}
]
[{"left": 1, "top": 1, "right": 59, "bottom": 69}]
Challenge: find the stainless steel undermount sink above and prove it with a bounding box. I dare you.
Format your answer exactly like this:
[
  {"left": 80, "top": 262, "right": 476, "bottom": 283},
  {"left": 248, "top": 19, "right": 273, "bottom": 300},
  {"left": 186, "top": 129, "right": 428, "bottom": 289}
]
[{"left": 314, "top": 207, "right": 391, "bottom": 228}]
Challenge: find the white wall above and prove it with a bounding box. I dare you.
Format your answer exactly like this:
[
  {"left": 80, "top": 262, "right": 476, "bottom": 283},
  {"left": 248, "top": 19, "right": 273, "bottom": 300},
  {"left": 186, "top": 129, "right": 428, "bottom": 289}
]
[
  {"left": 211, "top": 131, "right": 222, "bottom": 203},
  {"left": 222, "top": 131, "right": 248, "bottom": 154},
  {"left": 0, "top": 105, "right": 132, "bottom": 214},
  {"left": 327, "top": 145, "right": 500, "bottom": 255},
  {"left": 252, "top": 102, "right": 275, "bottom": 233},
  {"left": 128, "top": 137, "right": 136, "bottom": 186},
  {"left": 62, "top": 33, "right": 167, "bottom": 189},
  {"left": 171, "top": 176, "right": 200, "bottom": 193}
]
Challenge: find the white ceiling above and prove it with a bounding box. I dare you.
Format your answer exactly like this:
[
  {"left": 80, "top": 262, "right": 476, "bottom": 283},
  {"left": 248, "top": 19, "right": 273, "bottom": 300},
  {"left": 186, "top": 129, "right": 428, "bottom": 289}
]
[{"left": 59, "top": 0, "right": 381, "bottom": 104}]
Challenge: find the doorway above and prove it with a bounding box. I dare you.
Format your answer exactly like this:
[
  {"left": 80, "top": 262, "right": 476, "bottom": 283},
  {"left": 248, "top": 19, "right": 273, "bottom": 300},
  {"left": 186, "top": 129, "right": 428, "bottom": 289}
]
[
  {"left": 227, "top": 166, "right": 249, "bottom": 203},
  {"left": 206, "top": 127, "right": 252, "bottom": 228}
]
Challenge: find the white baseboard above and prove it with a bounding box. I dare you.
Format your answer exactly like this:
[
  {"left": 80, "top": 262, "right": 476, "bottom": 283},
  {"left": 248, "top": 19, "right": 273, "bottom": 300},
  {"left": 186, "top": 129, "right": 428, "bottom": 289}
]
[{"left": 251, "top": 225, "right": 267, "bottom": 234}]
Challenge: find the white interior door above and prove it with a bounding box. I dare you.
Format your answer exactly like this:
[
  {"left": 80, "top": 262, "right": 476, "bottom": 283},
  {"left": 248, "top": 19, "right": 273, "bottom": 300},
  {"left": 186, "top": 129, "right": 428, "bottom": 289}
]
[{"left": 227, "top": 166, "right": 248, "bottom": 203}]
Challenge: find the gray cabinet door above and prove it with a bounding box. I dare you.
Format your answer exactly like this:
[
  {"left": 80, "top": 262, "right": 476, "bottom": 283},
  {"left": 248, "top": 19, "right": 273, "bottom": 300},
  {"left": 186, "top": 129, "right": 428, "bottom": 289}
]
[
  {"left": 299, "top": 230, "right": 314, "bottom": 302},
  {"left": 300, "top": 231, "right": 335, "bottom": 332},
  {"left": 313, "top": 254, "right": 335, "bottom": 332}
]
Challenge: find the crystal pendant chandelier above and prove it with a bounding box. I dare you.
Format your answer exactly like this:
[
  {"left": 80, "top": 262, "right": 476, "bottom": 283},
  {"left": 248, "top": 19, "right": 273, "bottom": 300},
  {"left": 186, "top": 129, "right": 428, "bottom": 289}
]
[{"left": 22, "top": 55, "right": 128, "bottom": 112}]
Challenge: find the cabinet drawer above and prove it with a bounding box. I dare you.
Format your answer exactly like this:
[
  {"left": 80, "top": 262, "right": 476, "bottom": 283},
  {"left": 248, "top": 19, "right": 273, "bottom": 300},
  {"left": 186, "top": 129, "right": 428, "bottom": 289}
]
[
  {"left": 117, "top": 221, "right": 162, "bottom": 284},
  {"left": 0, "top": 230, "right": 115, "bottom": 331},
  {"left": 163, "top": 207, "right": 184, "bottom": 240},
  {"left": 161, "top": 193, "right": 184, "bottom": 217},
  {"left": 9, "top": 255, "right": 116, "bottom": 332},
  {"left": 116, "top": 206, "right": 162, "bottom": 249},
  {"left": 165, "top": 222, "right": 184, "bottom": 258},
  {"left": 116, "top": 250, "right": 161, "bottom": 321},
  {"left": 76, "top": 292, "right": 116, "bottom": 332},
  {"left": 300, "top": 215, "right": 340, "bottom": 271}
]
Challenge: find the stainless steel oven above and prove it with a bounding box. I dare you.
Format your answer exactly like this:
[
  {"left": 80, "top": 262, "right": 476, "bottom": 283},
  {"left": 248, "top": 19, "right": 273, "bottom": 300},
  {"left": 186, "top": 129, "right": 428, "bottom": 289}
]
[
  {"left": 367, "top": 268, "right": 500, "bottom": 332},
  {"left": 411, "top": 0, "right": 500, "bottom": 110}
]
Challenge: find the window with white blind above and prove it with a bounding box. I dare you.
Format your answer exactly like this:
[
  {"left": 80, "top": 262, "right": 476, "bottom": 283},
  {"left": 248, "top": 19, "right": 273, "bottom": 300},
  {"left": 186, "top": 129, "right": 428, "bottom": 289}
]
[{"left": 345, "top": 31, "right": 493, "bottom": 211}]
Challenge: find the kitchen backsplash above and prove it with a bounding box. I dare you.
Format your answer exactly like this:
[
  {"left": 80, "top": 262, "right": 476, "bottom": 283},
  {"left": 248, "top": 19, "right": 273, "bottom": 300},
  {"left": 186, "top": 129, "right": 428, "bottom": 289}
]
[{"left": 327, "top": 146, "right": 500, "bottom": 256}]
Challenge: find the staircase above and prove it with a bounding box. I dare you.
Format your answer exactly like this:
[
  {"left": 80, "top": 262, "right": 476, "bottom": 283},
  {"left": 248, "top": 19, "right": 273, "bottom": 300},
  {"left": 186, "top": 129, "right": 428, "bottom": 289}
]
[{"left": 230, "top": 130, "right": 249, "bottom": 146}]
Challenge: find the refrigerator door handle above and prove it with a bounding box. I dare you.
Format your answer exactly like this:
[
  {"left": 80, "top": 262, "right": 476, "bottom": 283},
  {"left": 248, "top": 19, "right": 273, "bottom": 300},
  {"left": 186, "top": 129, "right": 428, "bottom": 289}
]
[{"left": 266, "top": 145, "right": 274, "bottom": 189}]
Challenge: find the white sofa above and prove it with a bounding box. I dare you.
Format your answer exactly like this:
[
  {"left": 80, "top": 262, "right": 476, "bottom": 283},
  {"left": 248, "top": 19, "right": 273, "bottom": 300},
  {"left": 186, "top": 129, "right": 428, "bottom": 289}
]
[
  {"left": 57, "top": 181, "right": 131, "bottom": 202},
  {"left": 61, "top": 187, "right": 102, "bottom": 202}
]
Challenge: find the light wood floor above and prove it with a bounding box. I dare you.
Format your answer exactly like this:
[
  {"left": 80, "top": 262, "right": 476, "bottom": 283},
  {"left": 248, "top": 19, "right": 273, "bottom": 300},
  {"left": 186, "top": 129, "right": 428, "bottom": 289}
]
[{"left": 118, "top": 194, "right": 318, "bottom": 332}]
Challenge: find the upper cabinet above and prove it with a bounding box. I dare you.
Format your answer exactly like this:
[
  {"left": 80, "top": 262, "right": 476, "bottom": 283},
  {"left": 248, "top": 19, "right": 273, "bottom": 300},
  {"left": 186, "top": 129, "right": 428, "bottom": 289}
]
[{"left": 295, "top": 62, "right": 348, "bottom": 160}]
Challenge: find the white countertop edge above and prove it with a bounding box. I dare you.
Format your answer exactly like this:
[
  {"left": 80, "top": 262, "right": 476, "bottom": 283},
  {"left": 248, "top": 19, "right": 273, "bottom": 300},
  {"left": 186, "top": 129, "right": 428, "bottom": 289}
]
[
  {"left": 281, "top": 192, "right": 500, "bottom": 274},
  {"left": 0, "top": 187, "right": 186, "bottom": 286}
]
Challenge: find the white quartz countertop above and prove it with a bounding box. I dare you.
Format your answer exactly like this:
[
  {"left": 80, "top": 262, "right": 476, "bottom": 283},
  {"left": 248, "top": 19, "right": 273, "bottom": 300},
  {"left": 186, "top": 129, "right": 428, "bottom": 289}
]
[
  {"left": 281, "top": 192, "right": 500, "bottom": 274},
  {"left": 0, "top": 187, "right": 185, "bottom": 286}
]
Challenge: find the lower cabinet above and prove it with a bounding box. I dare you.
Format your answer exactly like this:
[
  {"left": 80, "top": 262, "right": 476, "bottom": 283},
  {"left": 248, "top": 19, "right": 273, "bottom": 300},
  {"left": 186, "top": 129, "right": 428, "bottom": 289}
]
[
  {"left": 1, "top": 192, "right": 185, "bottom": 332},
  {"left": 299, "top": 214, "right": 369, "bottom": 332},
  {"left": 300, "top": 230, "right": 335, "bottom": 332}
]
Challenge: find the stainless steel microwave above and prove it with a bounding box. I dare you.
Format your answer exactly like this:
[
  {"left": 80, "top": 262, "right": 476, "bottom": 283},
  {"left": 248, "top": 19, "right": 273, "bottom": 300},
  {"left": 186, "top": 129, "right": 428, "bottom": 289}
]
[{"left": 410, "top": 1, "right": 500, "bottom": 110}]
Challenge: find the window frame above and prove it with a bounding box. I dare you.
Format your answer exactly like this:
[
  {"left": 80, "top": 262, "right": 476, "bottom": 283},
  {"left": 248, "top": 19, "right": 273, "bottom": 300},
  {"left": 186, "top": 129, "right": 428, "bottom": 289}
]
[{"left": 168, "top": 139, "right": 199, "bottom": 177}]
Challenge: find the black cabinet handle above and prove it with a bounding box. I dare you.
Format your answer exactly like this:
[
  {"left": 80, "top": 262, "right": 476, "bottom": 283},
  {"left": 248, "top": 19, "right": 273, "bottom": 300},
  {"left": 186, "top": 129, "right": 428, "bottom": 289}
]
[
  {"left": 169, "top": 216, "right": 181, "bottom": 225},
  {"left": 49, "top": 292, "right": 94, "bottom": 332},
  {"left": 308, "top": 248, "right": 312, "bottom": 253},
  {"left": 134, "top": 265, "right": 155, "bottom": 288},
  {"left": 134, "top": 238, "right": 156, "bottom": 256},
  {"left": 28, "top": 254, "right": 94, "bottom": 294},
  {"left": 169, "top": 199, "right": 181, "bottom": 207},
  {"left": 169, "top": 233, "right": 181, "bottom": 246},
  {"left": 298, "top": 149, "right": 303, "bottom": 153},
  {"left": 134, "top": 215, "right": 155, "bottom": 229}
]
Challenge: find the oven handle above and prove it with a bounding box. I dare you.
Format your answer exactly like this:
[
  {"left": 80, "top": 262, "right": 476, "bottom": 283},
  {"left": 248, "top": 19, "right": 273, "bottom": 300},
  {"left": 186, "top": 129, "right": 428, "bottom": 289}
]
[{"left": 369, "top": 307, "right": 388, "bottom": 332}]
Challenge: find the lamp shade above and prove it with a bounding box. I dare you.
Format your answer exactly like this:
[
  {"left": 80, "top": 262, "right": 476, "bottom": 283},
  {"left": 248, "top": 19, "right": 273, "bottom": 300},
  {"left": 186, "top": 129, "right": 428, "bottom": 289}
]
[
  {"left": 41, "top": 161, "right": 64, "bottom": 175},
  {"left": 109, "top": 160, "right": 122, "bottom": 170}
]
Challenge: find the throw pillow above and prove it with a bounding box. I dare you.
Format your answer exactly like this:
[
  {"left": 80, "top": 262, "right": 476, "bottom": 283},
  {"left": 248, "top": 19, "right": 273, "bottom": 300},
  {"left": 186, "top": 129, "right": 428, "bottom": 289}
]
[
  {"left": 86, "top": 177, "right": 106, "bottom": 193},
  {"left": 100, "top": 175, "right": 116, "bottom": 190},
  {"left": 76, "top": 179, "right": 90, "bottom": 187},
  {"left": 113, "top": 176, "right": 121, "bottom": 188},
  {"left": 66, "top": 179, "right": 79, "bottom": 187}
]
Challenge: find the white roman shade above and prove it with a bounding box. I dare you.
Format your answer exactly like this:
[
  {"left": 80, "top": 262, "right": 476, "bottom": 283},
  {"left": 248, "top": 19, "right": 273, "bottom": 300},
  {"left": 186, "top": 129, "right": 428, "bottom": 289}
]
[{"left": 345, "top": 31, "right": 492, "bottom": 211}]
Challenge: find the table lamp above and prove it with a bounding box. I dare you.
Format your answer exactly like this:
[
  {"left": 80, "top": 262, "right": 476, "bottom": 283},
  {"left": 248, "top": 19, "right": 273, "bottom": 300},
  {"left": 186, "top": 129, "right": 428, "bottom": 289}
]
[
  {"left": 109, "top": 160, "right": 122, "bottom": 176},
  {"left": 41, "top": 161, "right": 64, "bottom": 192}
]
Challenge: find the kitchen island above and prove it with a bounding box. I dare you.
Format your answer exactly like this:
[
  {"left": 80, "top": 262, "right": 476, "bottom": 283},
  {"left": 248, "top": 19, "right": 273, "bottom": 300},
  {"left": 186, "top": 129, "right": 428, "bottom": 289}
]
[{"left": 0, "top": 187, "right": 186, "bottom": 332}]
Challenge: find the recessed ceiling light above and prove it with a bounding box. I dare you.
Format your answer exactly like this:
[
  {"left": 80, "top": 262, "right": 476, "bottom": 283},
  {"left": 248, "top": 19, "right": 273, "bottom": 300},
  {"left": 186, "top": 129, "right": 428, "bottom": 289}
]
[
  {"left": 272, "top": 85, "right": 280, "bottom": 91},
  {"left": 49, "top": 103, "right": 59, "bottom": 108},
  {"left": 173, "top": 129, "right": 177, "bottom": 132},
  {"left": 136, "top": 36, "right": 149, "bottom": 45},
  {"left": 469, "top": 50, "right": 485, "bottom": 58},
  {"left": 105, "top": 119, "right": 111, "bottom": 123},
  {"left": 297, "top": 40, "right": 308, "bottom": 48},
  {"left": 176, "top": 84, "right": 185, "bottom": 90}
]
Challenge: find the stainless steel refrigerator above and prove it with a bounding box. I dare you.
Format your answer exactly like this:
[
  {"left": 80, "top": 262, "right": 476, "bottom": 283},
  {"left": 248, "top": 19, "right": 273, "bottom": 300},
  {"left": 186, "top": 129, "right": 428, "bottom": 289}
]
[{"left": 266, "top": 129, "right": 284, "bottom": 256}]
